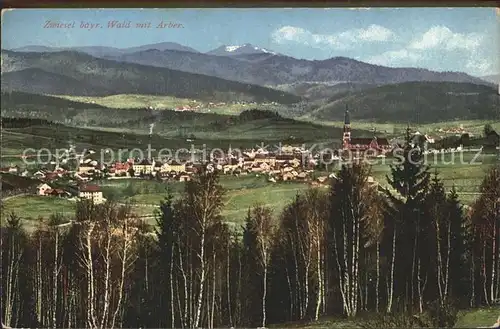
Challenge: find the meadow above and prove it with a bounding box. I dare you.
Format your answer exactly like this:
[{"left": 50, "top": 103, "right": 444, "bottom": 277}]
[
  {"left": 307, "top": 118, "right": 500, "bottom": 137},
  {"left": 2, "top": 175, "right": 311, "bottom": 230},
  {"left": 265, "top": 307, "right": 500, "bottom": 328},
  {"left": 3, "top": 150, "right": 498, "bottom": 232},
  {"left": 54, "top": 93, "right": 284, "bottom": 115}
]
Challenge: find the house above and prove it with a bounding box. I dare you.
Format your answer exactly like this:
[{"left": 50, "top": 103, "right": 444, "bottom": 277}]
[
  {"left": 168, "top": 160, "right": 186, "bottom": 173},
  {"left": 113, "top": 162, "right": 130, "bottom": 175},
  {"left": 296, "top": 172, "right": 308, "bottom": 180},
  {"left": 133, "top": 159, "right": 154, "bottom": 175},
  {"left": 37, "top": 183, "right": 52, "bottom": 196},
  {"left": 178, "top": 174, "right": 191, "bottom": 182},
  {"left": 0, "top": 166, "right": 18, "bottom": 174},
  {"left": 78, "top": 164, "right": 95, "bottom": 174},
  {"left": 78, "top": 184, "right": 104, "bottom": 204},
  {"left": 282, "top": 172, "right": 295, "bottom": 181},
  {"left": 153, "top": 161, "right": 164, "bottom": 175},
  {"left": 49, "top": 189, "right": 71, "bottom": 198},
  {"left": 254, "top": 154, "right": 276, "bottom": 167},
  {"left": 33, "top": 170, "right": 47, "bottom": 179},
  {"left": 485, "top": 130, "right": 500, "bottom": 148},
  {"left": 42, "top": 172, "right": 59, "bottom": 182},
  {"left": 317, "top": 176, "right": 328, "bottom": 184},
  {"left": 74, "top": 172, "right": 91, "bottom": 182},
  {"left": 276, "top": 154, "right": 297, "bottom": 166}
]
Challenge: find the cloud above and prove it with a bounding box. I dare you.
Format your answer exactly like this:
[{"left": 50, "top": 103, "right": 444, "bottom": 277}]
[
  {"left": 364, "top": 25, "right": 492, "bottom": 76},
  {"left": 366, "top": 49, "right": 423, "bottom": 66},
  {"left": 271, "top": 24, "right": 395, "bottom": 49},
  {"left": 408, "top": 25, "right": 482, "bottom": 51}
]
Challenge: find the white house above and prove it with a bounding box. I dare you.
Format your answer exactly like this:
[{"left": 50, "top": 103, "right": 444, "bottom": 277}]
[
  {"left": 37, "top": 183, "right": 52, "bottom": 196},
  {"left": 78, "top": 185, "right": 104, "bottom": 204}
]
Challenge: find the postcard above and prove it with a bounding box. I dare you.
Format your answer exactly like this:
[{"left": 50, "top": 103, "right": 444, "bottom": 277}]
[{"left": 1, "top": 7, "right": 499, "bottom": 329}]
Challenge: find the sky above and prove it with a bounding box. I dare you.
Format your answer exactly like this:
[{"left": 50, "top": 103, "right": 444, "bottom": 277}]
[{"left": 2, "top": 8, "right": 499, "bottom": 76}]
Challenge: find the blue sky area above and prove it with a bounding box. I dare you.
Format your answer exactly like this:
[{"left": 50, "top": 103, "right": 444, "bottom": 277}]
[{"left": 2, "top": 8, "right": 499, "bottom": 76}]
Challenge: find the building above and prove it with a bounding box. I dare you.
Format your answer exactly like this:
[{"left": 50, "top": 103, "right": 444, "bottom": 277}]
[
  {"left": 168, "top": 160, "right": 186, "bottom": 173},
  {"left": 342, "top": 108, "right": 390, "bottom": 155},
  {"left": 133, "top": 159, "right": 154, "bottom": 175},
  {"left": 78, "top": 184, "right": 104, "bottom": 204},
  {"left": 37, "top": 183, "right": 52, "bottom": 196},
  {"left": 78, "top": 164, "right": 95, "bottom": 175}
]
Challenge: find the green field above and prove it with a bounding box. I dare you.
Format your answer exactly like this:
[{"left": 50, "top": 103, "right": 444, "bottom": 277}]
[
  {"left": 303, "top": 119, "right": 500, "bottom": 137},
  {"left": 2, "top": 175, "right": 311, "bottom": 230},
  {"left": 53, "top": 94, "right": 285, "bottom": 116},
  {"left": 267, "top": 307, "right": 499, "bottom": 328},
  {"left": 3, "top": 151, "right": 497, "bottom": 232}
]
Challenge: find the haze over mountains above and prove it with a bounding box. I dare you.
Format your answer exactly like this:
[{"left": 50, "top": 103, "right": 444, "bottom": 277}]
[{"left": 2, "top": 41, "right": 499, "bottom": 122}]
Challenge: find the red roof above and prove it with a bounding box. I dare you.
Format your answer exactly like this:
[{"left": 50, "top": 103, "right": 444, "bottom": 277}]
[
  {"left": 114, "top": 162, "right": 130, "bottom": 170},
  {"left": 80, "top": 184, "right": 101, "bottom": 192}
]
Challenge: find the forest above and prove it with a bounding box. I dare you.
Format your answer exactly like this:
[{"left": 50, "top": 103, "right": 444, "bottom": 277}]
[{"left": 1, "top": 132, "right": 499, "bottom": 328}]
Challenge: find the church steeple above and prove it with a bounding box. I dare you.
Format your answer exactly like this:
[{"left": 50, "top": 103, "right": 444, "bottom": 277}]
[
  {"left": 342, "top": 105, "right": 351, "bottom": 149},
  {"left": 344, "top": 105, "right": 350, "bottom": 125}
]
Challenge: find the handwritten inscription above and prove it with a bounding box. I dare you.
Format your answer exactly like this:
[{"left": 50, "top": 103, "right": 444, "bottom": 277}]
[{"left": 43, "top": 20, "right": 184, "bottom": 30}]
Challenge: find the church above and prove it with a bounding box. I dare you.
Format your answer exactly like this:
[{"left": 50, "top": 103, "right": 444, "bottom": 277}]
[{"left": 342, "top": 108, "right": 391, "bottom": 155}]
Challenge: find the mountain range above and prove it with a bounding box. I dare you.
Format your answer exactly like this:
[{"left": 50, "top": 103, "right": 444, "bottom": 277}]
[
  {"left": 206, "top": 43, "right": 279, "bottom": 56},
  {"left": 7, "top": 42, "right": 493, "bottom": 88},
  {"left": 1, "top": 50, "right": 300, "bottom": 103},
  {"left": 307, "top": 81, "right": 500, "bottom": 123},
  {"left": 2, "top": 42, "right": 499, "bottom": 123}
]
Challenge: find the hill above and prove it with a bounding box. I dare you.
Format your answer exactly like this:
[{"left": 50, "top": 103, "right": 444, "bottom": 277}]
[
  {"left": 10, "top": 42, "right": 199, "bottom": 57},
  {"left": 16, "top": 44, "right": 491, "bottom": 88},
  {"left": 103, "top": 51, "right": 490, "bottom": 87},
  {"left": 1, "top": 50, "right": 301, "bottom": 104},
  {"left": 1, "top": 68, "right": 114, "bottom": 96},
  {"left": 1, "top": 92, "right": 361, "bottom": 145},
  {"left": 274, "top": 82, "right": 378, "bottom": 101},
  {"left": 1, "top": 173, "right": 41, "bottom": 192},
  {"left": 481, "top": 74, "right": 500, "bottom": 85},
  {"left": 308, "top": 81, "right": 500, "bottom": 123}
]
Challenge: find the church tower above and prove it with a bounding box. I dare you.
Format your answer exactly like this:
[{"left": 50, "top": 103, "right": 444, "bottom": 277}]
[{"left": 342, "top": 105, "right": 351, "bottom": 149}]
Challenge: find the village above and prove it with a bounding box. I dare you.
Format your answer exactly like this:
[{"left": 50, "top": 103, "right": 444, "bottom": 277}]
[{"left": 1, "top": 111, "right": 498, "bottom": 206}]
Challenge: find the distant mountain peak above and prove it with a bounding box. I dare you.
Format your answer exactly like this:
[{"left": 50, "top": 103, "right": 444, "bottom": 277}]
[{"left": 208, "top": 43, "right": 278, "bottom": 56}]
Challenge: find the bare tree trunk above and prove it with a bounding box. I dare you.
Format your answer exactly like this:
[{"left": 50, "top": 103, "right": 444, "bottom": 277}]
[
  {"left": 444, "top": 220, "right": 451, "bottom": 303},
  {"left": 376, "top": 242, "right": 380, "bottom": 313},
  {"left": 386, "top": 224, "right": 396, "bottom": 313},
  {"left": 110, "top": 220, "right": 133, "bottom": 329},
  {"left": 194, "top": 228, "right": 206, "bottom": 328},
  {"left": 332, "top": 220, "right": 349, "bottom": 316},
  {"left": 210, "top": 250, "right": 216, "bottom": 329},
  {"left": 436, "top": 219, "right": 444, "bottom": 305},
  {"left": 491, "top": 220, "right": 497, "bottom": 304},
  {"left": 52, "top": 228, "right": 60, "bottom": 329},
  {"left": 170, "top": 246, "right": 175, "bottom": 329},
  {"left": 470, "top": 249, "right": 476, "bottom": 308},
  {"left": 315, "top": 238, "right": 323, "bottom": 321},
  {"left": 226, "top": 240, "right": 232, "bottom": 327},
  {"left": 482, "top": 240, "right": 489, "bottom": 305},
  {"left": 178, "top": 244, "right": 188, "bottom": 328},
  {"left": 100, "top": 227, "right": 112, "bottom": 329},
  {"left": 262, "top": 265, "right": 268, "bottom": 328}
]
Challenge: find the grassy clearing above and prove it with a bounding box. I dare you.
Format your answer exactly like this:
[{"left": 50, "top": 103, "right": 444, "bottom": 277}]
[
  {"left": 455, "top": 307, "right": 500, "bottom": 328},
  {"left": 52, "top": 94, "right": 285, "bottom": 116},
  {"left": 266, "top": 307, "right": 499, "bottom": 328},
  {"left": 302, "top": 119, "right": 500, "bottom": 137},
  {"left": 53, "top": 94, "right": 193, "bottom": 109}
]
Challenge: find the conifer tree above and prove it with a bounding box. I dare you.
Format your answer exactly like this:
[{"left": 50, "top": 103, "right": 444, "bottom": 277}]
[{"left": 386, "top": 126, "right": 431, "bottom": 312}]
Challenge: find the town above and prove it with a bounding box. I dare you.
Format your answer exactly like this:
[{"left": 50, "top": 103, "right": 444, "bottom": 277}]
[{"left": 2, "top": 110, "right": 498, "bottom": 206}]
